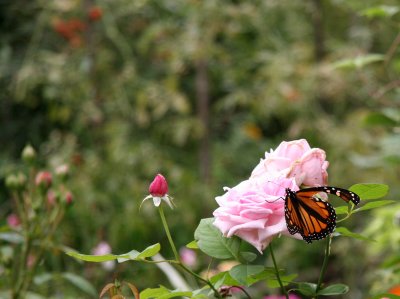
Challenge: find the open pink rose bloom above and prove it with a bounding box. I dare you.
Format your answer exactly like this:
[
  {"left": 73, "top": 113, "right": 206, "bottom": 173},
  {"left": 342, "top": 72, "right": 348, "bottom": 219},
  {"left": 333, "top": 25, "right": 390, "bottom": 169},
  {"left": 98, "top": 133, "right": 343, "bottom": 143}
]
[{"left": 213, "top": 139, "right": 329, "bottom": 252}]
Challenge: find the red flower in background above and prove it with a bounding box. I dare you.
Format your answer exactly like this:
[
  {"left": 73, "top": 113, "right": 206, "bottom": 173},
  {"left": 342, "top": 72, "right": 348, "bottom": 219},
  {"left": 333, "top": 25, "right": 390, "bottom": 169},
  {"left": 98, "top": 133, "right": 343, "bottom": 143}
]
[
  {"left": 35, "top": 171, "right": 53, "bottom": 189},
  {"left": 53, "top": 18, "right": 86, "bottom": 47},
  {"left": 88, "top": 6, "right": 103, "bottom": 21}
]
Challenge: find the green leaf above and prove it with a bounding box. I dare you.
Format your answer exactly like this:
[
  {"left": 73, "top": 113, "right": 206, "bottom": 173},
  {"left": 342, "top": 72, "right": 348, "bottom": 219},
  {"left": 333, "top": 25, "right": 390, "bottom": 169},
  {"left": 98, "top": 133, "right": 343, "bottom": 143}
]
[
  {"left": 335, "top": 227, "right": 374, "bottom": 242},
  {"left": 140, "top": 286, "right": 192, "bottom": 299},
  {"left": 194, "top": 218, "right": 240, "bottom": 260},
  {"left": 382, "top": 254, "right": 400, "bottom": 268},
  {"left": 67, "top": 251, "right": 117, "bottom": 262},
  {"left": 243, "top": 267, "right": 283, "bottom": 286},
  {"left": 140, "top": 286, "right": 170, "bottom": 299},
  {"left": 361, "top": 5, "right": 400, "bottom": 19},
  {"left": 25, "top": 292, "right": 47, "bottom": 299},
  {"left": 334, "top": 206, "right": 349, "bottom": 215},
  {"left": 118, "top": 250, "right": 140, "bottom": 262},
  {"left": 295, "top": 282, "right": 318, "bottom": 297},
  {"left": 137, "top": 243, "right": 161, "bottom": 259},
  {"left": 191, "top": 288, "right": 209, "bottom": 299},
  {"left": 240, "top": 251, "right": 257, "bottom": 262},
  {"left": 66, "top": 243, "right": 160, "bottom": 263},
  {"left": 266, "top": 273, "right": 297, "bottom": 288},
  {"left": 349, "top": 183, "right": 389, "bottom": 200},
  {"left": 0, "top": 232, "right": 24, "bottom": 244},
  {"left": 364, "top": 112, "right": 398, "bottom": 127},
  {"left": 332, "top": 54, "right": 384, "bottom": 70},
  {"left": 209, "top": 271, "right": 240, "bottom": 288},
  {"left": 62, "top": 272, "right": 97, "bottom": 297},
  {"left": 371, "top": 294, "right": 400, "bottom": 299},
  {"left": 229, "top": 265, "right": 264, "bottom": 286},
  {"left": 317, "top": 284, "right": 349, "bottom": 296},
  {"left": 33, "top": 273, "right": 53, "bottom": 285},
  {"left": 186, "top": 240, "right": 199, "bottom": 249},
  {"left": 354, "top": 200, "right": 395, "bottom": 212}
]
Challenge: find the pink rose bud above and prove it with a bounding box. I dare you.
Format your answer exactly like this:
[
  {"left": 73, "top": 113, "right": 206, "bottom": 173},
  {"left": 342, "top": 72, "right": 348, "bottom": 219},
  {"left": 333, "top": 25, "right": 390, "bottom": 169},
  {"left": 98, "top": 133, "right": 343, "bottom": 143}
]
[
  {"left": 35, "top": 171, "right": 52, "bottom": 189},
  {"left": 149, "top": 174, "right": 168, "bottom": 197},
  {"left": 7, "top": 214, "right": 21, "bottom": 228}
]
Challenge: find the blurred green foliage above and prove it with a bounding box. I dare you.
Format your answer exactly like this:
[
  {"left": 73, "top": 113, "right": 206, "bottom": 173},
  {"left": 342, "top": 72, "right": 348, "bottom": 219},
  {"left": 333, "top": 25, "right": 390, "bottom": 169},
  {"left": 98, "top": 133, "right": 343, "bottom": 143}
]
[{"left": 1, "top": 0, "right": 399, "bottom": 298}]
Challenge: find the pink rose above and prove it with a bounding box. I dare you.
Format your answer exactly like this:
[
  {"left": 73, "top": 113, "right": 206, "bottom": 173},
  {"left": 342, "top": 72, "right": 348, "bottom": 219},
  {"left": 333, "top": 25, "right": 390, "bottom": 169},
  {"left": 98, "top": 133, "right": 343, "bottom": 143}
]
[
  {"left": 213, "top": 177, "right": 300, "bottom": 253},
  {"left": 251, "top": 139, "right": 329, "bottom": 186}
]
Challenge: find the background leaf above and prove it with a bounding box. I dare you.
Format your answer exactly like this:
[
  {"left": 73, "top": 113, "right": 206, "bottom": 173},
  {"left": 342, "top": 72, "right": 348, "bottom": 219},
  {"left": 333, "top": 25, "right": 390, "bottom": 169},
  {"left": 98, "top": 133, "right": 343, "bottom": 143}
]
[
  {"left": 361, "top": 5, "right": 400, "bottom": 18},
  {"left": 332, "top": 54, "right": 384, "bottom": 70},
  {"left": 62, "top": 273, "right": 97, "bottom": 297}
]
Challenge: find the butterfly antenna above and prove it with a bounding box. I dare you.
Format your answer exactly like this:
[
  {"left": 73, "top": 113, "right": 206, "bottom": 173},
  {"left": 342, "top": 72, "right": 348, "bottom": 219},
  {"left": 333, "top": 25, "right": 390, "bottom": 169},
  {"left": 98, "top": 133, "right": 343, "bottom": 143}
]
[
  {"left": 264, "top": 180, "right": 288, "bottom": 203},
  {"left": 265, "top": 196, "right": 285, "bottom": 203}
]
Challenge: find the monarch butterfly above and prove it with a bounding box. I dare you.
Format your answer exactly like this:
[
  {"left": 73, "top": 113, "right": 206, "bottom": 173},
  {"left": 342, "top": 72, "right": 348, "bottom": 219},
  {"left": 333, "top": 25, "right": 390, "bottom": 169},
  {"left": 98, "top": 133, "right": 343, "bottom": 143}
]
[{"left": 284, "top": 186, "right": 360, "bottom": 243}]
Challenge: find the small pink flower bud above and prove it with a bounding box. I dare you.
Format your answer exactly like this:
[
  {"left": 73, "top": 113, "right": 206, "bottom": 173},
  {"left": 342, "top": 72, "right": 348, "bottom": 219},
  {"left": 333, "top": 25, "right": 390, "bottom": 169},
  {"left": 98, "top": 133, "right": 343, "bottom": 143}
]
[
  {"left": 35, "top": 171, "right": 53, "bottom": 189},
  {"left": 47, "top": 190, "right": 57, "bottom": 206},
  {"left": 27, "top": 254, "right": 36, "bottom": 268},
  {"left": 55, "top": 164, "right": 69, "bottom": 178},
  {"left": 149, "top": 174, "right": 168, "bottom": 197},
  {"left": 7, "top": 214, "right": 21, "bottom": 228},
  {"left": 65, "top": 191, "right": 73, "bottom": 205},
  {"left": 92, "top": 241, "right": 112, "bottom": 255},
  {"left": 92, "top": 241, "right": 115, "bottom": 271},
  {"left": 179, "top": 248, "right": 197, "bottom": 267}
]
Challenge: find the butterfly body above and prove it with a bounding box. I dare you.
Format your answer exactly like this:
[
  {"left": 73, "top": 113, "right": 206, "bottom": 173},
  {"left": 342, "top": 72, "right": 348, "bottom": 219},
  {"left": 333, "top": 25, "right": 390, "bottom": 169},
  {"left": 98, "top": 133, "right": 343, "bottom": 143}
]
[{"left": 284, "top": 186, "right": 360, "bottom": 243}]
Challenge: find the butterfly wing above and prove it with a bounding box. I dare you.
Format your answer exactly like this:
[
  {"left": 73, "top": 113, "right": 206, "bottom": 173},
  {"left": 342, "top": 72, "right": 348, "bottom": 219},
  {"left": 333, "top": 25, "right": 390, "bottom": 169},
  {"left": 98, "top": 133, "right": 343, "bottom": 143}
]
[
  {"left": 285, "top": 189, "right": 336, "bottom": 243},
  {"left": 300, "top": 186, "right": 360, "bottom": 205}
]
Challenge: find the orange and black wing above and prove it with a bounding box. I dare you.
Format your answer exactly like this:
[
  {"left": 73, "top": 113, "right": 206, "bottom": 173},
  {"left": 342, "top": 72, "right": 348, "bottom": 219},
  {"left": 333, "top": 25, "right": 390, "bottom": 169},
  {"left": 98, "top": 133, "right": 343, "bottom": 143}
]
[{"left": 284, "top": 188, "right": 336, "bottom": 243}]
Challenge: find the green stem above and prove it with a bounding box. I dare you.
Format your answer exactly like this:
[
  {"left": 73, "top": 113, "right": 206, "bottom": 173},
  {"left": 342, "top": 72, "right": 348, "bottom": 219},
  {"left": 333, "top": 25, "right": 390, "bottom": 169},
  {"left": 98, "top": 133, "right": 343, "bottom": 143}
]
[
  {"left": 337, "top": 203, "right": 356, "bottom": 223},
  {"left": 12, "top": 233, "right": 32, "bottom": 299},
  {"left": 178, "top": 264, "right": 222, "bottom": 298},
  {"left": 158, "top": 205, "right": 179, "bottom": 261},
  {"left": 20, "top": 207, "right": 66, "bottom": 295},
  {"left": 316, "top": 235, "right": 332, "bottom": 296},
  {"left": 269, "top": 242, "right": 288, "bottom": 299},
  {"left": 157, "top": 205, "right": 222, "bottom": 298}
]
